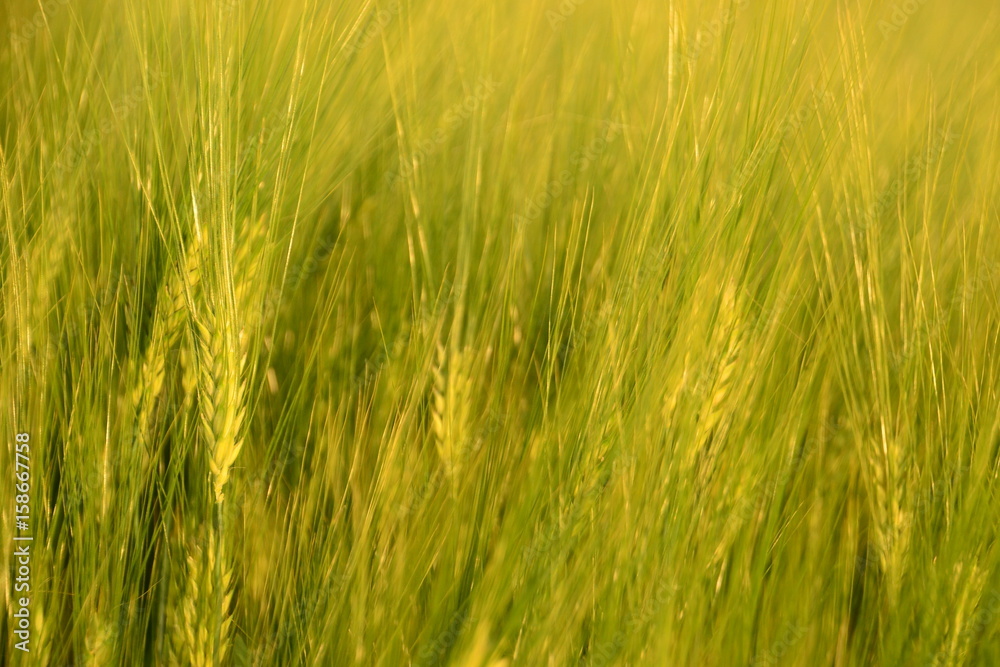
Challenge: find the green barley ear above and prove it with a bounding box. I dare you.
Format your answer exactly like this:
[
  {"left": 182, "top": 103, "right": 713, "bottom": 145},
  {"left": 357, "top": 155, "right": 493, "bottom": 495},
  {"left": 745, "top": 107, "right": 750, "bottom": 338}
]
[
  {"left": 83, "top": 610, "right": 114, "bottom": 667},
  {"left": 132, "top": 230, "right": 203, "bottom": 445},
  {"left": 31, "top": 586, "right": 53, "bottom": 666},
  {"left": 695, "top": 280, "right": 745, "bottom": 458},
  {"left": 864, "top": 429, "right": 910, "bottom": 602},
  {"left": 168, "top": 524, "right": 234, "bottom": 666},
  {"left": 195, "top": 305, "right": 248, "bottom": 504},
  {"left": 432, "top": 342, "right": 473, "bottom": 480},
  {"left": 208, "top": 529, "right": 236, "bottom": 665},
  {"left": 234, "top": 213, "right": 268, "bottom": 314},
  {"left": 432, "top": 342, "right": 449, "bottom": 470},
  {"left": 180, "top": 342, "right": 199, "bottom": 408}
]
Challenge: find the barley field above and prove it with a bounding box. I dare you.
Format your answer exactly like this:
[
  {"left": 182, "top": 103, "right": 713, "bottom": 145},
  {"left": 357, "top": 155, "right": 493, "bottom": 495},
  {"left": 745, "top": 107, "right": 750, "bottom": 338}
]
[{"left": 2, "top": 0, "right": 1000, "bottom": 665}]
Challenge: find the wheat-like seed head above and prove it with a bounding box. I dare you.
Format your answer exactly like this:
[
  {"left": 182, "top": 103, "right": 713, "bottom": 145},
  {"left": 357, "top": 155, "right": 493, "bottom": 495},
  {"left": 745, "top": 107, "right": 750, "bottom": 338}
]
[
  {"left": 168, "top": 526, "right": 234, "bottom": 666},
  {"left": 83, "top": 612, "right": 114, "bottom": 667},
  {"left": 180, "top": 341, "right": 199, "bottom": 408},
  {"left": 26, "top": 221, "right": 69, "bottom": 362},
  {"left": 195, "top": 305, "right": 248, "bottom": 504},
  {"left": 31, "top": 596, "right": 53, "bottom": 666},
  {"left": 132, "top": 231, "right": 203, "bottom": 444},
  {"left": 694, "top": 281, "right": 745, "bottom": 462},
  {"left": 432, "top": 341, "right": 448, "bottom": 448},
  {"left": 431, "top": 342, "right": 474, "bottom": 479},
  {"left": 943, "top": 563, "right": 989, "bottom": 662},
  {"left": 864, "top": 428, "right": 910, "bottom": 602},
  {"left": 234, "top": 214, "right": 268, "bottom": 323}
]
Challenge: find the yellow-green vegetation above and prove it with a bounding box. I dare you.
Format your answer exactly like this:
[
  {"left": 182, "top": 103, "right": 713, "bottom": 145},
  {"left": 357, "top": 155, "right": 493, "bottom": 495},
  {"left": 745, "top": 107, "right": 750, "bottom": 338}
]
[{"left": 2, "top": 0, "right": 1000, "bottom": 664}]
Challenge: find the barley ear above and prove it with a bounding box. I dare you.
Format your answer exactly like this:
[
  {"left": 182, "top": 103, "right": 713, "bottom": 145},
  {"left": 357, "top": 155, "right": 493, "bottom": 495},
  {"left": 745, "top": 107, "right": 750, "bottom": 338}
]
[
  {"left": 195, "top": 307, "right": 248, "bottom": 504},
  {"left": 432, "top": 342, "right": 450, "bottom": 473},
  {"left": 132, "top": 230, "right": 203, "bottom": 445},
  {"left": 694, "top": 281, "right": 744, "bottom": 460},
  {"left": 168, "top": 524, "right": 234, "bottom": 666},
  {"left": 432, "top": 342, "right": 474, "bottom": 480}
]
